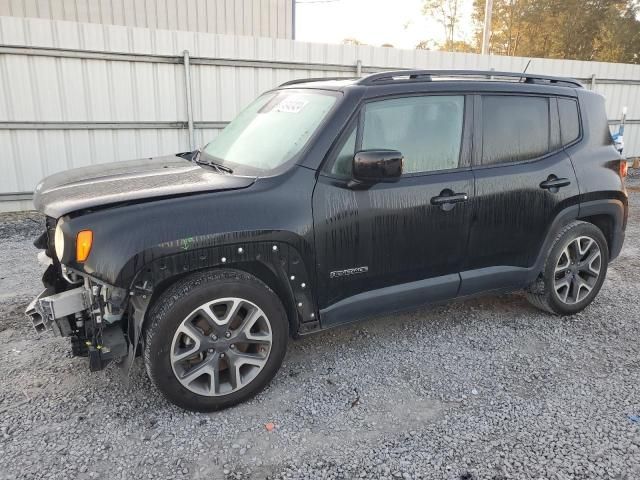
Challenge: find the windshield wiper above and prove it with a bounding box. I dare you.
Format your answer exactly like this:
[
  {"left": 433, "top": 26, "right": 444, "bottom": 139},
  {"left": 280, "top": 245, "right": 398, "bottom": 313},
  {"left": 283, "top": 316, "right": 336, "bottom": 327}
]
[{"left": 193, "top": 150, "right": 234, "bottom": 174}]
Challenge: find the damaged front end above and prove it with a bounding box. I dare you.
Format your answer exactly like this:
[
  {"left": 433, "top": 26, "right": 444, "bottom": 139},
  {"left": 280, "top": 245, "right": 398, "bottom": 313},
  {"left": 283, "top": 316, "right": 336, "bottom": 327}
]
[{"left": 25, "top": 218, "right": 131, "bottom": 372}]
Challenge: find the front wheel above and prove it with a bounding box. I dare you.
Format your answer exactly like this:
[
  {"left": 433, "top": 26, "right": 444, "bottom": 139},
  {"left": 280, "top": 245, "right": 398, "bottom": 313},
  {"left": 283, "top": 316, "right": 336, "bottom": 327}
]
[
  {"left": 143, "top": 269, "right": 288, "bottom": 412},
  {"left": 526, "top": 221, "right": 609, "bottom": 315}
]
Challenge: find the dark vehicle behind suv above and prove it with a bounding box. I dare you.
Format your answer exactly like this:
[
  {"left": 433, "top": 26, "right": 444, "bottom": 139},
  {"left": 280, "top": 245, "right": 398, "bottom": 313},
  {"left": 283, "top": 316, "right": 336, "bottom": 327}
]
[{"left": 26, "top": 70, "right": 628, "bottom": 411}]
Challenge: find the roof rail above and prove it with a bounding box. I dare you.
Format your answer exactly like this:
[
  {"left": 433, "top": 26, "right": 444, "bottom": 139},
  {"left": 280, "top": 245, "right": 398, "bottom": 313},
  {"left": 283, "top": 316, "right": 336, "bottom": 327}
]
[
  {"left": 358, "top": 70, "right": 583, "bottom": 88},
  {"left": 279, "top": 76, "right": 358, "bottom": 87}
]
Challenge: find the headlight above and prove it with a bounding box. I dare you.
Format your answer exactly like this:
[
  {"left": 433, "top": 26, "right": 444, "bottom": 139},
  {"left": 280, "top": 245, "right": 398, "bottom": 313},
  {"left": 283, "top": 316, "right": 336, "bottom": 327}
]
[{"left": 54, "top": 221, "right": 65, "bottom": 260}]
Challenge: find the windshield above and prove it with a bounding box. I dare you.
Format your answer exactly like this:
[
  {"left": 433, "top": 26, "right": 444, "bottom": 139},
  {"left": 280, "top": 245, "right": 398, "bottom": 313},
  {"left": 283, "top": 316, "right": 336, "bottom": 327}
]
[{"left": 201, "top": 90, "right": 338, "bottom": 174}]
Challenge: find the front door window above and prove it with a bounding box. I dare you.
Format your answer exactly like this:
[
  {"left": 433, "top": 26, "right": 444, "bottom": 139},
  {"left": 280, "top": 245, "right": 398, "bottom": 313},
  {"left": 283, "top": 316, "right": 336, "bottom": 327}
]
[{"left": 331, "top": 95, "right": 465, "bottom": 176}]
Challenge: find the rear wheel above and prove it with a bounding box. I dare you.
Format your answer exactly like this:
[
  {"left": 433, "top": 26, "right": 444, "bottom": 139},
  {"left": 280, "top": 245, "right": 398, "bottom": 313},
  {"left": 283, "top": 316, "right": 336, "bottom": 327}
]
[
  {"left": 526, "top": 221, "right": 608, "bottom": 315},
  {"left": 144, "top": 269, "right": 288, "bottom": 411}
]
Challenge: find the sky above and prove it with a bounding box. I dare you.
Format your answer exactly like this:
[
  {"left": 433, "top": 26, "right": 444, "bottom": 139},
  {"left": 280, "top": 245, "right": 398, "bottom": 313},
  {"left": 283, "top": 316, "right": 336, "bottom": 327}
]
[{"left": 295, "top": 0, "right": 476, "bottom": 49}]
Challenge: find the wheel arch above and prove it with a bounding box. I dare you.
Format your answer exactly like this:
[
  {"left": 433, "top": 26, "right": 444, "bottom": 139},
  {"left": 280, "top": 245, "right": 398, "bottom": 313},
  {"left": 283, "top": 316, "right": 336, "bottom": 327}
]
[
  {"left": 528, "top": 197, "right": 625, "bottom": 285},
  {"left": 577, "top": 198, "right": 627, "bottom": 261},
  {"left": 131, "top": 241, "right": 320, "bottom": 340},
  {"left": 577, "top": 214, "right": 613, "bottom": 253}
]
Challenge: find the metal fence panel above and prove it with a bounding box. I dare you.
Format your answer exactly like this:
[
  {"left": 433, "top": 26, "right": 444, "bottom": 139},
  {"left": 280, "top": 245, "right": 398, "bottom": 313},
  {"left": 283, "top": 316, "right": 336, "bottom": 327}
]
[
  {"left": 0, "top": 14, "right": 639, "bottom": 211},
  {"left": 0, "top": 0, "right": 294, "bottom": 38}
]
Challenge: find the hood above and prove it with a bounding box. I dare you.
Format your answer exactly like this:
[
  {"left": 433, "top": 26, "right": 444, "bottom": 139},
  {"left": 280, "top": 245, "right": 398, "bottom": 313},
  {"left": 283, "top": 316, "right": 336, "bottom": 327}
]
[{"left": 33, "top": 155, "right": 256, "bottom": 218}]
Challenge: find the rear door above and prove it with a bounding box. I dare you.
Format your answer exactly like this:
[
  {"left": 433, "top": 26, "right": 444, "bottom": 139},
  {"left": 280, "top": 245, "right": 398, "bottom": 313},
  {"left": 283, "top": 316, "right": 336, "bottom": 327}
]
[
  {"left": 460, "top": 93, "right": 580, "bottom": 295},
  {"left": 313, "top": 93, "right": 475, "bottom": 324}
]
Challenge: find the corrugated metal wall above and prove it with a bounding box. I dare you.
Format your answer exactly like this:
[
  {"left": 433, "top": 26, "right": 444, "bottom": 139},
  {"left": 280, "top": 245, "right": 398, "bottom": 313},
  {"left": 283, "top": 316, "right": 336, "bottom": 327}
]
[
  {"left": 0, "top": 0, "right": 294, "bottom": 39},
  {"left": 1, "top": 15, "right": 639, "bottom": 211}
]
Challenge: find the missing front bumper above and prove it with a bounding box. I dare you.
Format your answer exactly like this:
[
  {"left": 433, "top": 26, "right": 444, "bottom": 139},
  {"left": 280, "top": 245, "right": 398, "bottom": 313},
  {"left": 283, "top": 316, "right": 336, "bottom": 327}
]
[
  {"left": 25, "top": 284, "right": 130, "bottom": 371},
  {"left": 25, "top": 286, "right": 88, "bottom": 336}
]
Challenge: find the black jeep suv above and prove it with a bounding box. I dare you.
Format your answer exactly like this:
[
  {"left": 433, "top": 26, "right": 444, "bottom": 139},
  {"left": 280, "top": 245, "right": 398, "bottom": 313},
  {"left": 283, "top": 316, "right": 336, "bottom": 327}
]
[{"left": 26, "top": 70, "right": 628, "bottom": 411}]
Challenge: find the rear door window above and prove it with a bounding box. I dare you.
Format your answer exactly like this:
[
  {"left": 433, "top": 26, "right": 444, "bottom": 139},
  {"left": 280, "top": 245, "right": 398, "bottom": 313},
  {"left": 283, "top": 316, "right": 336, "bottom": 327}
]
[{"left": 481, "top": 95, "right": 550, "bottom": 165}]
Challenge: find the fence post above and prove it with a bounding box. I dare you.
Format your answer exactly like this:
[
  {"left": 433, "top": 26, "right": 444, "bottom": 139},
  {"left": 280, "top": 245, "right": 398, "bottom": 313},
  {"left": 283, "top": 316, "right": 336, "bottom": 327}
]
[
  {"left": 356, "top": 59, "right": 362, "bottom": 77},
  {"left": 590, "top": 74, "right": 597, "bottom": 90},
  {"left": 183, "top": 50, "right": 195, "bottom": 150}
]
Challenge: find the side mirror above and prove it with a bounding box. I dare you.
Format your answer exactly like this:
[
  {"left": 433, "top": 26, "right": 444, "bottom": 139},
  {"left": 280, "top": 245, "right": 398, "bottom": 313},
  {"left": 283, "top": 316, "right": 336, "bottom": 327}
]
[{"left": 352, "top": 150, "right": 403, "bottom": 184}]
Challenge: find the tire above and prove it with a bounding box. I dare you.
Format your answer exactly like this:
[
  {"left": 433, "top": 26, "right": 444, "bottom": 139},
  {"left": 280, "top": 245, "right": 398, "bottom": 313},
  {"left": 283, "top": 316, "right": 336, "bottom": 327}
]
[
  {"left": 526, "top": 221, "right": 609, "bottom": 315},
  {"left": 143, "top": 268, "right": 288, "bottom": 412}
]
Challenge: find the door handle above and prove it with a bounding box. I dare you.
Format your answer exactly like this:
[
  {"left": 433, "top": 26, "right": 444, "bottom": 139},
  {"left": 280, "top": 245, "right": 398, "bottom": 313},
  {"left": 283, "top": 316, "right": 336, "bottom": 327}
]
[
  {"left": 539, "top": 177, "right": 571, "bottom": 190},
  {"left": 430, "top": 193, "right": 468, "bottom": 205},
  {"left": 430, "top": 191, "right": 469, "bottom": 211}
]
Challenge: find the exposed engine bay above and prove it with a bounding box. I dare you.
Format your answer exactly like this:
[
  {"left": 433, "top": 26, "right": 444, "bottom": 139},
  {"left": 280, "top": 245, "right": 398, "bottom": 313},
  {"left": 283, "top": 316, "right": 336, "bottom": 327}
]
[{"left": 25, "top": 217, "right": 129, "bottom": 371}]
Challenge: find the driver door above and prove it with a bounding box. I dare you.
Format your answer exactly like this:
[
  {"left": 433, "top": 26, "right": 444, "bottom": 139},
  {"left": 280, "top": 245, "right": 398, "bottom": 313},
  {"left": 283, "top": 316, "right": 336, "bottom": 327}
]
[{"left": 312, "top": 93, "right": 475, "bottom": 326}]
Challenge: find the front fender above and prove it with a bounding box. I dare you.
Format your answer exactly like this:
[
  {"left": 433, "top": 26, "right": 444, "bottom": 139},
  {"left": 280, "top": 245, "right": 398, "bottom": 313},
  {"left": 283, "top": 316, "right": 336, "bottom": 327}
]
[
  {"left": 127, "top": 237, "right": 319, "bottom": 334},
  {"left": 114, "top": 235, "right": 319, "bottom": 375}
]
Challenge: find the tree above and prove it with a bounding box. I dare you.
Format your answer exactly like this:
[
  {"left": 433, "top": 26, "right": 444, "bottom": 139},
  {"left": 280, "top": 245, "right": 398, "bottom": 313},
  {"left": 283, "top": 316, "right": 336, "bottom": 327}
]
[
  {"left": 595, "top": 1, "right": 640, "bottom": 63},
  {"left": 440, "top": 39, "right": 477, "bottom": 53},
  {"left": 342, "top": 38, "right": 365, "bottom": 46},
  {"left": 416, "top": 39, "right": 437, "bottom": 50},
  {"left": 471, "top": 0, "right": 526, "bottom": 56},
  {"left": 471, "top": 0, "right": 640, "bottom": 63},
  {"left": 422, "top": 0, "right": 464, "bottom": 45}
]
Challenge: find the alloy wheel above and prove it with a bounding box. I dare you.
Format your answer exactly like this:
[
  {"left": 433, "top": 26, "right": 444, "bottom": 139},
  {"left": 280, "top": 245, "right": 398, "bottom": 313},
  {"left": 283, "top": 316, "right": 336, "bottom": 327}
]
[
  {"left": 170, "top": 297, "right": 273, "bottom": 396},
  {"left": 553, "top": 235, "right": 602, "bottom": 305}
]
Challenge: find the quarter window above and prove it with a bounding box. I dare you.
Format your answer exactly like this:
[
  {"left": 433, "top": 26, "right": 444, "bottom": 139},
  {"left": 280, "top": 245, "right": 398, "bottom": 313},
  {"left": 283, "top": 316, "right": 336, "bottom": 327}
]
[
  {"left": 361, "top": 95, "right": 465, "bottom": 174},
  {"left": 558, "top": 98, "right": 581, "bottom": 145},
  {"left": 330, "top": 126, "right": 357, "bottom": 176},
  {"left": 481, "top": 96, "right": 550, "bottom": 165}
]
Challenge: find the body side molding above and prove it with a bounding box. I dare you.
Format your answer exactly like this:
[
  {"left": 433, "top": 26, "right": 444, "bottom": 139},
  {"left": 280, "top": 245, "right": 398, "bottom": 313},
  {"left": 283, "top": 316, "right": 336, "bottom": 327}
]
[{"left": 319, "top": 273, "right": 460, "bottom": 328}]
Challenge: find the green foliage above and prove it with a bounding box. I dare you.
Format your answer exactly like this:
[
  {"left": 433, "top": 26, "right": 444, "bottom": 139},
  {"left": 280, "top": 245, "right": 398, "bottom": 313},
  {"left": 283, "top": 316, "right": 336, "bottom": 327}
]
[
  {"left": 470, "top": 0, "right": 640, "bottom": 63},
  {"left": 440, "top": 39, "right": 478, "bottom": 52}
]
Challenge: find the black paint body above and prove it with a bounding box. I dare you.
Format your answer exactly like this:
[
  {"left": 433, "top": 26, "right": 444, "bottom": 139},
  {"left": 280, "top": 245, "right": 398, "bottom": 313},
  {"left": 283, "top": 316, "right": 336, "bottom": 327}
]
[{"left": 34, "top": 77, "right": 628, "bottom": 336}]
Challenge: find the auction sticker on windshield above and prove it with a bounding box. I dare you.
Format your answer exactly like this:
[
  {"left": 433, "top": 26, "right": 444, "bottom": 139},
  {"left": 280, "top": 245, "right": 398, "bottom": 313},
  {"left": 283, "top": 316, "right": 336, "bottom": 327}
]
[{"left": 275, "top": 97, "right": 309, "bottom": 113}]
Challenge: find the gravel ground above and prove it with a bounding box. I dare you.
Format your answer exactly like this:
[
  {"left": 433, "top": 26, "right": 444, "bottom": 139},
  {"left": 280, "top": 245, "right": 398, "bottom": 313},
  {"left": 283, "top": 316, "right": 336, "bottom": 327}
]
[{"left": 1, "top": 179, "right": 639, "bottom": 480}]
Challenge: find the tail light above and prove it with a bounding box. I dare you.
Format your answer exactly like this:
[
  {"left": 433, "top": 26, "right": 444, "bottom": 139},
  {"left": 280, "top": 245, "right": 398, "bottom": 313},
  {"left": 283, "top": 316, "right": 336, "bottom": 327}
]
[{"left": 619, "top": 160, "right": 628, "bottom": 178}]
